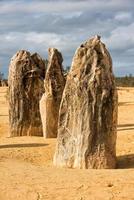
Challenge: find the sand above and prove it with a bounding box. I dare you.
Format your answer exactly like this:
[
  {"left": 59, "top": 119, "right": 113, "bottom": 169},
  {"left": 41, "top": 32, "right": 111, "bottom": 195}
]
[{"left": 0, "top": 87, "right": 133, "bottom": 200}]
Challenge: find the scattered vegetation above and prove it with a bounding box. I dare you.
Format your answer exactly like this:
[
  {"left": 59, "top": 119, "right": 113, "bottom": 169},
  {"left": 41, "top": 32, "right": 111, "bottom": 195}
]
[
  {"left": 0, "top": 72, "right": 4, "bottom": 81},
  {"left": 115, "top": 74, "right": 134, "bottom": 87},
  {"left": 1, "top": 70, "right": 134, "bottom": 87}
]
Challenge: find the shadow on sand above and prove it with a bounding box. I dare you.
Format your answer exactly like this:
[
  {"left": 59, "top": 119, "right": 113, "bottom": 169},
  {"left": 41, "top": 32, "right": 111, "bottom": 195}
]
[
  {"left": 118, "top": 102, "right": 134, "bottom": 106},
  {"left": 0, "top": 143, "right": 48, "bottom": 149},
  {"left": 117, "top": 123, "right": 134, "bottom": 168},
  {"left": 117, "top": 123, "right": 134, "bottom": 131},
  {"left": 117, "top": 154, "right": 134, "bottom": 169}
]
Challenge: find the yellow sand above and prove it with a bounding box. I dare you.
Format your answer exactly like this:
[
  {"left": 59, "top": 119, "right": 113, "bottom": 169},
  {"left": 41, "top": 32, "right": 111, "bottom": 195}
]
[{"left": 0, "top": 87, "right": 133, "bottom": 200}]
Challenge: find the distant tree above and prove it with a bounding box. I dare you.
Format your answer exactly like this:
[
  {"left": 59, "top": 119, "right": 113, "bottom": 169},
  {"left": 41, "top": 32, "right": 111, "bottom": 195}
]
[
  {"left": 66, "top": 66, "right": 70, "bottom": 71},
  {"left": 64, "top": 66, "right": 70, "bottom": 74},
  {"left": 129, "top": 73, "right": 133, "bottom": 78},
  {"left": 0, "top": 72, "right": 4, "bottom": 81}
]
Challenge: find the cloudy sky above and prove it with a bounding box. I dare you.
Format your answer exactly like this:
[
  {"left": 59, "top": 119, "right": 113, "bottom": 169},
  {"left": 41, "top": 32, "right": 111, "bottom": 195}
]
[{"left": 0, "top": 0, "right": 134, "bottom": 77}]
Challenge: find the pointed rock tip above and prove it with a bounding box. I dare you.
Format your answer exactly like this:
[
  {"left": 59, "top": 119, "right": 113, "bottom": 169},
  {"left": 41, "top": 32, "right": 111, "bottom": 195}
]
[
  {"left": 94, "top": 35, "right": 101, "bottom": 40},
  {"left": 11, "top": 50, "right": 31, "bottom": 61},
  {"left": 48, "top": 47, "right": 59, "bottom": 55},
  {"left": 16, "top": 49, "right": 30, "bottom": 55},
  {"left": 48, "top": 47, "right": 63, "bottom": 62}
]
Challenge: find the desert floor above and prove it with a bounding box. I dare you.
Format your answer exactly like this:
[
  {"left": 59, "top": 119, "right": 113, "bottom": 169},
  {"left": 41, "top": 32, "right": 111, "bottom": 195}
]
[{"left": 0, "top": 87, "right": 134, "bottom": 200}]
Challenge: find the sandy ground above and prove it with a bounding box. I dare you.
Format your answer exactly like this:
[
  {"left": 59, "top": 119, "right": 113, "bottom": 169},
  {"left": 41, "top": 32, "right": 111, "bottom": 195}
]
[{"left": 0, "top": 87, "right": 134, "bottom": 200}]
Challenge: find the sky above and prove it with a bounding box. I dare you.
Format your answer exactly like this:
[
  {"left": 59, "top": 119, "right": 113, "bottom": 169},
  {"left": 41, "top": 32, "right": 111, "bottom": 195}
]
[{"left": 0, "top": 0, "right": 134, "bottom": 77}]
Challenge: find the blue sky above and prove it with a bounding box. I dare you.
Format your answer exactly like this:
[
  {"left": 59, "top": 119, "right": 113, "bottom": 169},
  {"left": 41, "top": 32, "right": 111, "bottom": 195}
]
[{"left": 0, "top": 0, "right": 134, "bottom": 77}]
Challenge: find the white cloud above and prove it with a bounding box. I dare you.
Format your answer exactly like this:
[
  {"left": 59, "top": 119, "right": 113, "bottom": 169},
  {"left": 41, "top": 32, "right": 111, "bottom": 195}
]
[
  {"left": 115, "top": 12, "right": 132, "bottom": 21},
  {"left": 0, "top": 0, "right": 133, "bottom": 14},
  {"left": 0, "top": 0, "right": 134, "bottom": 76},
  {"left": 103, "top": 23, "right": 134, "bottom": 50},
  {"left": 0, "top": 31, "right": 79, "bottom": 62}
]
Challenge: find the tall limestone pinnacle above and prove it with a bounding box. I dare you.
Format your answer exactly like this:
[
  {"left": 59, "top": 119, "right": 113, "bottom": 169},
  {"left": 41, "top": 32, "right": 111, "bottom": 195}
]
[
  {"left": 54, "top": 35, "right": 118, "bottom": 169},
  {"left": 8, "top": 50, "right": 45, "bottom": 137},
  {"left": 40, "top": 48, "right": 65, "bottom": 138}
]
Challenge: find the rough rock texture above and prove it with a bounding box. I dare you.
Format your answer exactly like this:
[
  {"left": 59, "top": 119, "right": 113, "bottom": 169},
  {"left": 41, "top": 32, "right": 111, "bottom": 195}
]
[
  {"left": 31, "top": 53, "right": 47, "bottom": 79},
  {"left": 54, "top": 36, "right": 118, "bottom": 169},
  {"left": 40, "top": 48, "right": 65, "bottom": 138},
  {"left": 8, "top": 50, "right": 45, "bottom": 137}
]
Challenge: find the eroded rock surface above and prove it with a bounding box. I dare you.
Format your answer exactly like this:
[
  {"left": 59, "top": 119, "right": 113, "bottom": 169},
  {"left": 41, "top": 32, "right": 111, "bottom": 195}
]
[
  {"left": 40, "top": 48, "right": 65, "bottom": 138},
  {"left": 54, "top": 36, "right": 118, "bottom": 169},
  {"left": 8, "top": 50, "right": 45, "bottom": 137},
  {"left": 31, "top": 53, "right": 47, "bottom": 79}
]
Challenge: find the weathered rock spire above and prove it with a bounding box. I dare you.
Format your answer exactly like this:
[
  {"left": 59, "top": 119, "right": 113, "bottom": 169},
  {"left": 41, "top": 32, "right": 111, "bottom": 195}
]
[
  {"left": 8, "top": 50, "right": 45, "bottom": 137},
  {"left": 54, "top": 36, "right": 118, "bottom": 169},
  {"left": 40, "top": 48, "right": 65, "bottom": 138}
]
